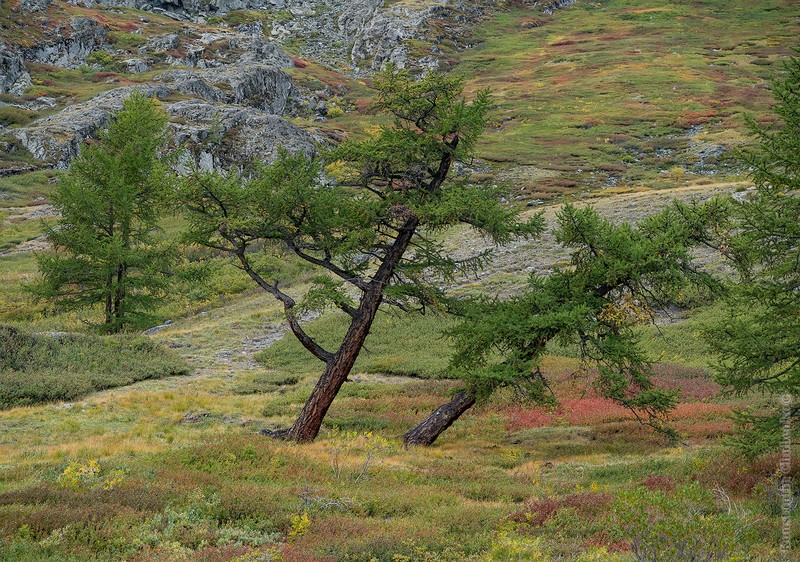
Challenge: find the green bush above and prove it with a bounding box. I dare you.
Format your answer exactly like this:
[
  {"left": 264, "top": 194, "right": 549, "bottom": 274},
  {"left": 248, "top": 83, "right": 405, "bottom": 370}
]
[
  {"left": 326, "top": 104, "right": 345, "bottom": 118},
  {"left": 207, "top": 10, "right": 265, "bottom": 27},
  {"left": 85, "top": 50, "right": 118, "bottom": 71},
  {"left": 0, "top": 326, "right": 189, "bottom": 408},
  {"left": 611, "top": 482, "right": 759, "bottom": 560},
  {"left": 0, "top": 106, "right": 38, "bottom": 126}
]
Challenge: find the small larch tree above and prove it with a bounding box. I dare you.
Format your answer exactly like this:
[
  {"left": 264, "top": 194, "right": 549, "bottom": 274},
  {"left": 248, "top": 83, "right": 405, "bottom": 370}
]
[
  {"left": 404, "top": 203, "right": 718, "bottom": 446},
  {"left": 703, "top": 51, "right": 800, "bottom": 456},
  {"left": 35, "top": 92, "right": 174, "bottom": 331},
  {"left": 180, "top": 67, "right": 542, "bottom": 443}
]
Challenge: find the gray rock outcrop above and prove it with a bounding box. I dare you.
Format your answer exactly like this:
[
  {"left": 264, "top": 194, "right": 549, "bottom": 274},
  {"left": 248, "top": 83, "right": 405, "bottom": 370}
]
[
  {"left": 169, "top": 100, "right": 321, "bottom": 169},
  {"left": 60, "top": 0, "right": 467, "bottom": 72},
  {"left": 138, "top": 27, "right": 293, "bottom": 69},
  {"left": 0, "top": 44, "right": 32, "bottom": 96},
  {"left": 19, "top": 0, "right": 51, "bottom": 11},
  {"left": 230, "top": 28, "right": 295, "bottom": 66},
  {"left": 12, "top": 0, "right": 562, "bottom": 78},
  {"left": 24, "top": 17, "right": 108, "bottom": 68},
  {"left": 349, "top": 2, "right": 445, "bottom": 71},
  {"left": 11, "top": 62, "right": 318, "bottom": 168},
  {"left": 156, "top": 64, "right": 301, "bottom": 113},
  {"left": 11, "top": 84, "right": 171, "bottom": 167},
  {"left": 68, "top": 0, "right": 280, "bottom": 20},
  {"left": 537, "top": 0, "right": 579, "bottom": 15},
  {"left": 123, "top": 58, "right": 150, "bottom": 73},
  {"left": 141, "top": 33, "right": 181, "bottom": 53},
  {"left": 265, "top": 0, "right": 448, "bottom": 72}
]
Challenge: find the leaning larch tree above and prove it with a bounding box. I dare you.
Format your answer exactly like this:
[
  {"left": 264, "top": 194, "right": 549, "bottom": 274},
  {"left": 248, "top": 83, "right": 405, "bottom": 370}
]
[
  {"left": 403, "top": 202, "right": 720, "bottom": 446},
  {"left": 181, "top": 67, "right": 541, "bottom": 442}
]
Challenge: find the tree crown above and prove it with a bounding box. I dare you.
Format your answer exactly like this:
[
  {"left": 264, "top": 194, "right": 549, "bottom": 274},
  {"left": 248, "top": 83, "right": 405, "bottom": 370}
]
[
  {"left": 181, "top": 67, "right": 542, "bottom": 315},
  {"left": 34, "top": 91, "right": 173, "bottom": 331},
  {"left": 446, "top": 203, "right": 717, "bottom": 434}
]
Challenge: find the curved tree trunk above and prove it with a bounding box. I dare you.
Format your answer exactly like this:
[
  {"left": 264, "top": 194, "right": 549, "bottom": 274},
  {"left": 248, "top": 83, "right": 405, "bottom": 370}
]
[
  {"left": 271, "top": 215, "right": 421, "bottom": 443},
  {"left": 259, "top": 307, "right": 378, "bottom": 443},
  {"left": 402, "top": 390, "right": 476, "bottom": 446},
  {"left": 286, "top": 307, "right": 378, "bottom": 442}
]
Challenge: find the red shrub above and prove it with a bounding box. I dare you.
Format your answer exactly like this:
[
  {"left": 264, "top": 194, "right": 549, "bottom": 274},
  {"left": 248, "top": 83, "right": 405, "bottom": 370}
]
[
  {"left": 509, "top": 497, "right": 560, "bottom": 527},
  {"left": 508, "top": 396, "right": 634, "bottom": 431},
  {"left": 89, "top": 13, "right": 111, "bottom": 24},
  {"left": 355, "top": 99, "right": 372, "bottom": 113},
  {"left": 675, "top": 110, "right": 718, "bottom": 128},
  {"left": 693, "top": 453, "right": 800, "bottom": 497},
  {"left": 751, "top": 453, "right": 800, "bottom": 479},
  {"left": 672, "top": 402, "right": 731, "bottom": 420},
  {"left": 92, "top": 72, "right": 118, "bottom": 81},
  {"left": 290, "top": 56, "right": 308, "bottom": 68},
  {"left": 654, "top": 376, "right": 719, "bottom": 401},
  {"left": 563, "top": 491, "right": 613, "bottom": 514},
  {"left": 510, "top": 492, "right": 612, "bottom": 528},
  {"left": 641, "top": 474, "right": 677, "bottom": 492},
  {"left": 651, "top": 364, "right": 719, "bottom": 401},
  {"left": 565, "top": 397, "right": 633, "bottom": 425},
  {"left": 675, "top": 418, "right": 733, "bottom": 439},
  {"left": 22, "top": 90, "right": 49, "bottom": 100},
  {"left": 584, "top": 531, "right": 631, "bottom": 553},
  {"left": 507, "top": 406, "right": 559, "bottom": 429}
]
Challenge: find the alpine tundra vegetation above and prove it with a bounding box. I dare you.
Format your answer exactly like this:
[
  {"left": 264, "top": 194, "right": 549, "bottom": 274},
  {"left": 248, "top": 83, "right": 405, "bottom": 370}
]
[{"left": 0, "top": 0, "right": 799, "bottom": 560}]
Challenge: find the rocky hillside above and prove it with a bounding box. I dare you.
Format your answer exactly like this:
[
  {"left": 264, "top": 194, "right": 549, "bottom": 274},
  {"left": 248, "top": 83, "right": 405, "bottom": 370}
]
[
  {"left": 0, "top": 0, "right": 503, "bottom": 174},
  {"left": 0, "top": 0, "right": 798, "bottom": 186}
]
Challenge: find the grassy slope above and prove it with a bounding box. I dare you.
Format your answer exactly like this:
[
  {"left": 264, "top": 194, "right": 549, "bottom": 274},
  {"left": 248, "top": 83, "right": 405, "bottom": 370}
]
[
  {"left": 0, "top": 1, "right": 799, "bottom": 560},
  {"left": 0, "top": 286, "right": 791, "bottom": 560},
  {"left": 0, "top": 181, "right": 791, "bottom": 558},
  {"left": 455, "top": 0, "right": 800, "bottom": 196}
]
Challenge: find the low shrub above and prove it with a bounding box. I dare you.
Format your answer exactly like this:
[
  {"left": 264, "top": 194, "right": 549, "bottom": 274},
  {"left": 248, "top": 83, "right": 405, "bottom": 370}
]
[
  {"left": 85, "top": 50, "right": 118, "bottom": 71},
  {"left": 0, "top": 326, "right": 189, "bottom": 408},
  {"left": 640, "top": 474, "right": 677, "bottom": 492},
  {"left": 611, "top": 482, "right": 759, "bottom": 561},
  {"left": 0, "top": 106, "right": 38, "bottom": 127},
  {"left": 510, "top": 491, "right": 613, "bottom": 528},
  {"left": 290, "top": 56, "right": 308, "bottom": 68},
  {"left": 693, "top": 452, "right": 800, "bottom": 497},
  {"left": 232, "top": 371, "right": 300, "bottom": 395},
  {"left": 507, "top": 396, "right": 634, "bottom": 430}
]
